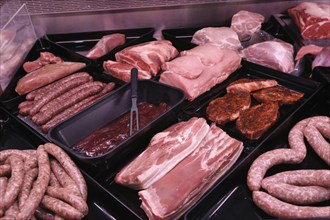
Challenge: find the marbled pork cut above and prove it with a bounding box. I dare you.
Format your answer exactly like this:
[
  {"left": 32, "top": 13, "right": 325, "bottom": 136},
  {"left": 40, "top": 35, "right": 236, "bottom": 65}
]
[
  {"left": 160, "top": 48, "right": 241, "bottom": 100},
  {"left": 139, "top": 124, "right": 243, "bottom": 220},
  {"left": 115, "top": 117, "right": 210, "bottom": 189},
  {"left": 191, "top": 27, "right": 242, "bottom": 50},
  {"left": 241, "top": 40, "right": 294, "bottom": 73},
  {"left": 288, "top": 2, "right": 330, "bottom": 40},
  {"left": 230, "top": 10, "right": 265, "bottom": 41},
  {"left": 115, "top": 40, "right": 178, "bottom": 76},
  {"left": 103, "top": 60, "right": 151, "bottom": 82}
]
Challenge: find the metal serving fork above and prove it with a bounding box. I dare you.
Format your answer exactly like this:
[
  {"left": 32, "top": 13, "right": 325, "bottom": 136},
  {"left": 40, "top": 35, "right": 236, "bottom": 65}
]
[{"left": 129, "top": 68, "right": 139, "bottom": 136}]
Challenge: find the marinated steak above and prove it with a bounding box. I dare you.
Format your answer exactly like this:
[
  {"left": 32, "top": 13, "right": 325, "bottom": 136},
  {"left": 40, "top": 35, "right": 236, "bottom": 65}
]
[
  {"left": 236, "top": 102, "right": 280, "bottom": 140},
  {"left": 206, "top": 92, "right": 251, "bottom": 125},
  {"left": 226, "top": 78, "right": 278, "bottom": 93},
  {"left": 252, "top": 86, "right": 304, "bottom": 105}
]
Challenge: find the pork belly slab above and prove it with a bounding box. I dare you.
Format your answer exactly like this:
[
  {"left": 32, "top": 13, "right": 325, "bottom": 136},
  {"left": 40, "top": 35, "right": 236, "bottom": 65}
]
[
  {"left": 115, "top": 117, "right": 210, "bottom": 189},
  {"left": 139, "top": 124, "right": 243, "bottom": 220},
  {"left": 160, "top": 46, "right": 241, "bottom": 100}
]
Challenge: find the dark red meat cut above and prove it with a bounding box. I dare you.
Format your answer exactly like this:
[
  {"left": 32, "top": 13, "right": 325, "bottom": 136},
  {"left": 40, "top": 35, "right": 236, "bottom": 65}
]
[
  {"left": 236, "top": 102, "right": 280, "bottom": 140},
  {"left": 252, "top": 86, "right": 304, "bottom": 105},
  {"left": 206, "top": 92, "right": 251, "bottom": 125}
]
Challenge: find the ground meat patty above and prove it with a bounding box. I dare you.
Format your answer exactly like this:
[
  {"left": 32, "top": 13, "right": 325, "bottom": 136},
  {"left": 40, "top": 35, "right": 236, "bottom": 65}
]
[
  {"left": 226, "top": 78, "right": 277, "bottom": 93},
  {"left": 252, "top": 86, "right": 304, "bottom": 105},
  {"left": 206, "top": 92, "right": 251, "bottom": 125},
  {"left": 236, "top": 102, "right": 279, "bottom": 140}
]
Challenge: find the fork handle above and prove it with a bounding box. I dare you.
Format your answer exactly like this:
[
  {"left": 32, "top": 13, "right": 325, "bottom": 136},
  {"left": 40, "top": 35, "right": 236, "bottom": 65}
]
[{"left": 131, "top": 68, "right": 138, "bottom": 98}]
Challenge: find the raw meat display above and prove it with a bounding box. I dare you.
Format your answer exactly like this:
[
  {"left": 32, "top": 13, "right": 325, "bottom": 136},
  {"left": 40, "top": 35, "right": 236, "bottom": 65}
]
[
  {"left": 15, "top": 61, "right": 86, "bottom": 95},
  {"left": 312, "top": 46, "right": 330, "bottom": 69},
  {"left": 23, "top": 52, "right": 63, "bottom": 73},
  {"left": 138, "top": 123, "right": 243, "bottom": 220},
  {"left": 230, "top": 10, "right": 265, "bottom": 41},
  {"left": 288, "top": 2, "right": 330, "bottom": 40},
  {"left": 295, "top": 44, "right": 323, "bottom": 60},
  {"left": 236, "top": 102, "right": 280, "bottom": 140},
  {"left": 241, "top": 40, "right": 295, "bottom": 73},
  {"left": 104, "top": 40, "right": 178, "bottom": 82},
  {"left": 252, "top": 86, "right": 304, "bottom": 105},
  {"left": 191, "top": 27, "right": 242, "bottom": 50},
  {"left": 115, "top": 117, "right": 209, "bottom": 189},
  {"left": 226, "top": 78, "right": 278, "bottom": 93},
  {"left": 160, "top": 45, "right": 241, "bottom": 100},
  {"left": 206, "top": 92, "right": 251, "bottom": 125},
  {"left": 86, "top": 33, "right": 125, "bottom": 59}
]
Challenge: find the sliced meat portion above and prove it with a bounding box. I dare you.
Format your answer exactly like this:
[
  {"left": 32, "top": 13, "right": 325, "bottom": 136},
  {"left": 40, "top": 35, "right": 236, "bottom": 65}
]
[
  {"left": 115, "top": 40, "right": 178, "bottom": 76},
  {"left": 180, "top": 43, "right": 225, "bottom": 65},
  {"left": 312, "top": 46, "right": 330, "bottom": 69},
  {"left": 252, "top": 86, "right": 304, "bottom": 105},
  {"left": 226, "top": 78, "right": 278, "bottom": 93},
  {"left": 288, "top": 2, "right": 330, "bottom": 40},
  {"left": 16, "top": 62, "right": 86, "bottom": 95},
  {"left": 206, "top": 92, "right": 251, "bottom": 125},
  {"left": 191, "top": 27, "right": 242, "bottom": 50},
  {"left": 236, "top": 102, "right": 280, "bottom": 140},
  {"left": 241, "top": 40, "right": 294, "bottom": 73},
  {"left": 230, "top": 10, "right": 265, "bottom": 41},
  {"left": 295, "top": 44, "right": 323, "bottom": 60},
  {"left": 103, "top": 60, "right": 151, "bottom": 82},
  {"left": 139, "top": 124, "right": 243, "bottom": 220},
  {"left": 115, "top": 117, "right": 210, "bottom": 189},
  {"left": 23, "top": 52, "right": 63, "bottom": 73},
  {"left": 86, "top": 33, "right": 125, "bottom": 59}
]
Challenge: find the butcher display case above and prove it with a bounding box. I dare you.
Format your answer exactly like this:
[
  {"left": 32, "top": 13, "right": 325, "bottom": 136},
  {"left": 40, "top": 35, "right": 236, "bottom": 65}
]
[{"left": 0, "top": 0, "right": 329, "bottom": 219}]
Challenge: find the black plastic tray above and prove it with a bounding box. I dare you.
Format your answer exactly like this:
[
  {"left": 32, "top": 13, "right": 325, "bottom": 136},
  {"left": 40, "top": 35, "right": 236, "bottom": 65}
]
[
  {"left": 185, "top": 91, "right": 330, "bottom": 220},
  {"left": 48, "top": 80, "right": 185, "bottom": 169},
  {"left": 46, "top": 27, "right": 155, "bottom": 68},
  {"left": 0, "top": 107, "right": 140, "bottom": 220},
  {"left": 0, "top": 37, "right": 93, "bottom": 112}
]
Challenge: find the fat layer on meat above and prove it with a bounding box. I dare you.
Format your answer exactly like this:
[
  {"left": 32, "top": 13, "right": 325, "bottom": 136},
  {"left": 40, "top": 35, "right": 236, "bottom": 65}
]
[{"left": 114, "top": 117, "right": 210, "bottom": 189}]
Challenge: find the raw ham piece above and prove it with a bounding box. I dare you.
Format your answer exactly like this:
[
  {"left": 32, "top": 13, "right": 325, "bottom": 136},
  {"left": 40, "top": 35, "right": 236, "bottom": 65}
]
[
  {"left": 139, "top": 124, "right": 243, "bottom": 220},
  {"left": 103, "top": 60, "right": 151, "bottom": 82},
  {"left": 230, "top": 10, "right": 265, "bottom": 41},
  {"left": 191, "top": 27, "right": 242, "bottom": 50},
  {"left": 312, "top": 46, "right": 330, "bottom": 69},
  {"left": 180, "top": 43, "right": 225, "bottom": 65},
  {"left": 115, "top": 40, "right": 178, "bottom": 76},
  {"left": 115, "top": 117, "right": 210, "bottom": 189},
  {"left": 241, "top": 40, "right": 295, "bottom": 73},
  {"left": 288, "top": 2, "right": 330, "bottom": 40},
  {"left": 160, "top": 47, "right": 241, "bottom": 100},
  {"left": 86, "top": 33, "right": 125, "bottom": 59},
  {"left": 226, "top": 78, "right": 278, "bottom": 93}
]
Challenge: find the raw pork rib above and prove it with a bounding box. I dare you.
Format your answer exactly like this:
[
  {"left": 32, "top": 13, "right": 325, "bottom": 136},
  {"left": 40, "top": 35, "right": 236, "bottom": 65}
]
[
  {"left": 191, "top": 27, "right": 242, "bottom": 50},
  {"left": 115, "top": 40, "right": 178, "bottom": 76},
  {"left": 139, "top": 124, "right": 243, "bottom": 220},
  {"left": 241, "top": 40, "right": 294, "bottom": 73},
  {"left": 103, "top": 60, "right": 151, "bottom": 82},
  {"left": 230, "top": 10, "right": 265, "bottom": 41},
  {"left": 86, "top": 33, "right": 125, "bottom": 59},
  {"left": 160, "top": 46, "right": 241, "bottom": 100},
  {"left": 115, "top": 117, "right": 210, "bottom": 189},
  {"left": 288, "top": 2, "right": 330, "bottom": 40}
]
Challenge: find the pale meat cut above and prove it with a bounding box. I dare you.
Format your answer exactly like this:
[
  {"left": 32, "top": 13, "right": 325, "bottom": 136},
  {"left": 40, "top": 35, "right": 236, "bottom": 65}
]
[
  {"left": 191, "top": 27, "right": 242, "bottom": 50},
  {"left": 226, "top": 78, "right": 278, "bottom": 93},
  {"left": 115, "top": 40, "right": 178, "bottom": 76},
  {"left": 139, "top": 124, "right": 243, "bottom": 220},
  {"left": 86, "top": 33, "right": 125, "bottom": 59},
  {"left": 103, "top": 60, "right": 151, "bottom": 82},
  {"left": 115, "top": 117, "right": 210, "bottom": 189},
  {"left": 288, "top": 2, "right": 330, "bottom": 40},
  {"left": 295, "top": 44, "right": 323, "bottom": 60},
  {"left": 180, "top": 43, "right": 225, "bottom": 65},
  {"left": 241, "top": 40, "right": 295, "bottom": 73},
  {"left": 160, "top": 47, "right": 241, "bottom": 100},
  {"left": 312, "top": 46, "right": 330, "bottom": 69},
  {"left": 230, "top": 10, "right": 265, "bottom": 41}
]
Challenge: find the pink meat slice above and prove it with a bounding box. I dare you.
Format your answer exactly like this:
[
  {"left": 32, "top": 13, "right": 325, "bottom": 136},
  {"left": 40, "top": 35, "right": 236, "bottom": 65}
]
[
  {"left": 103, "top": 60, "right": 151, "bottom": 82},
  {"left": 295, "top": 44, "right": 323, "bottom": 60},
  {"left": 230, "top": 10, "right": 265, "bottom": 41},
  {"left": 139, "top": 124, "right": 243, "bottom": 220},
  {"left": 180, "top": 43, "right": 225, "bottom": 65},
  {"left": 115, "top": 40, "right": 178, "bottom": 76},
  {"left": 114, "top": 117, "right": 210, "bottom": 189},
  {"left": 86, "top": 33, "right": 125, "bottom": 59},
  {"left": 312, "top": 46, "right": 330, "bottom": 69},
  {"left": 160, "top": 48, "right": 241, "bottom": 100},
  {"left": 191, "top": 27, "right": 242, "bottom": 50},
  {"left": 241, "top": 40, "right": 295, "bottom": 73}
]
